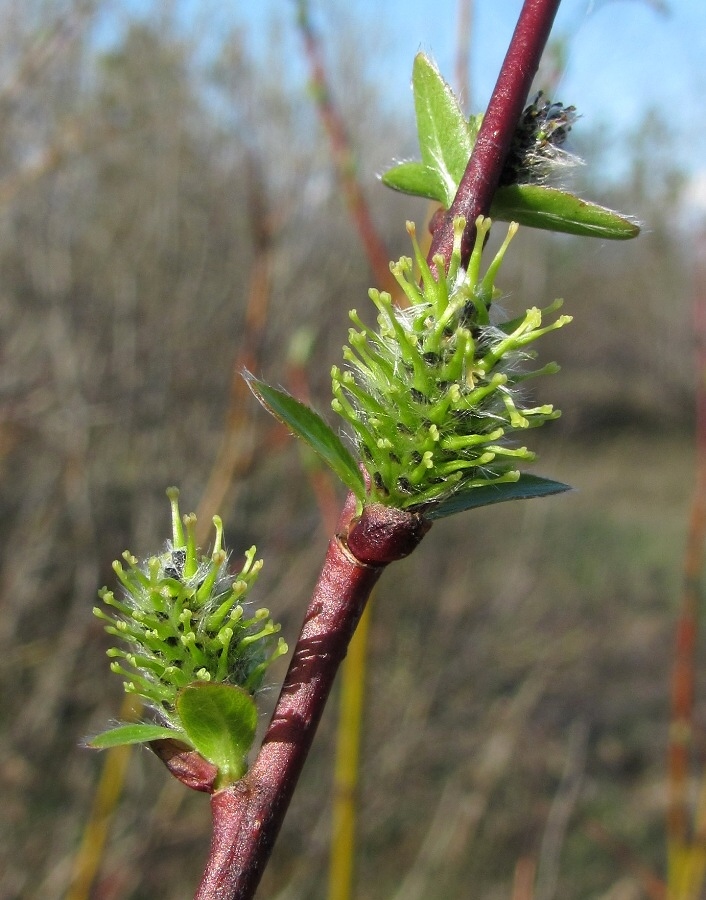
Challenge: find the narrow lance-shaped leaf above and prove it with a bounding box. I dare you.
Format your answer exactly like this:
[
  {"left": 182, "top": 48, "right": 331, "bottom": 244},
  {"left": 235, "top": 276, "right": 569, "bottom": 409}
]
[
  {"left": 491, "top": 184, "right": 640, "bottom": 240},
  {"left": 381, "top": 160, "right": 445, "bottom": 204},
  {"left": 424, "top": 474, "right": 572, "bottom": 520},
  {"left": 246, "top": 375, "right": 365, "bottom": 499},
  {"left": 89, "top": 723, "right": 191, "bottom": 750}
]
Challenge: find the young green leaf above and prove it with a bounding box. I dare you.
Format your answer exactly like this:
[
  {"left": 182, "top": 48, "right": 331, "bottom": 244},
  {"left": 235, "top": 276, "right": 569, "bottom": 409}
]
[
  {"left": 491, "top": 184, "right": 640, "bottom": 240},
  {"left": 177, "top": 683, "right": 258, "bottom": 787},
  {"left": 382, "top": 54, "right": 639, "bottom": 241},
  {"left": 246, "top": 374, "right": 365, "bottom": 499},
  {"left": 89, "top": 723, "right": 191, "bottom": 749},
  {"left": 411, "top": 52, "right": 474, "bottom": 208},
  {"left": 381, "top": 160, "right": 445, "bottom": 204},
  {"left": 425, "top": 474, "right": 571, "bottom": 520}
]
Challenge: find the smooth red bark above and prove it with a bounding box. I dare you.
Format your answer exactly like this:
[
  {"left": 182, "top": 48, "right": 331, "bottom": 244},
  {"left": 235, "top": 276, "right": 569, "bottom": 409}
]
[{"left": 195, "top": 497, "right": 429, "bottom": 899}]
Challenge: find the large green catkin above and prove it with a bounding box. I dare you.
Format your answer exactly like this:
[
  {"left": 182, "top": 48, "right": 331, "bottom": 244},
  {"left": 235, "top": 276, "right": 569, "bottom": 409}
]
[{"left": 331, "top": 216, "right": 571, "bottom": 510}]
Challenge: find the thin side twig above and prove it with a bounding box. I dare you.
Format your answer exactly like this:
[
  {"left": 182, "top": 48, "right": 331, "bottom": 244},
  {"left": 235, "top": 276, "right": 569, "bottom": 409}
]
[
  {"left": 195, "top": 153, "right": 276, "bottom": 541},
  {"left": 666, "top": 230, "right": 706, "bottom": 897},
  {"left": 327, "top": 600, "right": 372, "bottom": 900},
  {"left": 295, "top": 0, "right": 395, "bottom": 295}
]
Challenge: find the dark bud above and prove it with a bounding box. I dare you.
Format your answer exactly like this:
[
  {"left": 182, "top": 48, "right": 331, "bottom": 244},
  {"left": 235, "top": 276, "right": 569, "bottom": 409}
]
[
  {"left": 346, "top": 503, "right": 431, "bottom": 565},
  {"left": 150, "top": 738, "right": 219, "bottom": 793},
  {"left": 372, "top": 472, "right": 389, "bottom": 497},
  {"left": 396, "top": 477, "right": 415, "bottom": 495},
  {"left": 164, "top": 548, "right": 186, "bottom": 579}
]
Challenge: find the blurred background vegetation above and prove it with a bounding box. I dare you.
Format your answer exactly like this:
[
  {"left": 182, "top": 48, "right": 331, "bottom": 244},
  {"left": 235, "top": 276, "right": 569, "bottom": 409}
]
[{"left": 0, "top": 1, "right": 700, "bottom": 898}]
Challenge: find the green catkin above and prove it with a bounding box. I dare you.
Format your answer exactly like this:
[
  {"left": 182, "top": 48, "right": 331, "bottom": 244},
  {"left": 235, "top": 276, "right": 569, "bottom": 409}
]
[
  {"left": 95, "top": 489, "right": 287, "bottom": 729},
  {"left": 331, "top": 216, "right": 571, "bottom": 510}
]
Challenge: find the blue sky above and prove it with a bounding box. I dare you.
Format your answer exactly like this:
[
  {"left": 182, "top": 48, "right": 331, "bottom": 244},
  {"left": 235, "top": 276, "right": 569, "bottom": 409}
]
[
  {"left": 96, "top": 0, "right": 706, "bottom": 194},
  {"left": 228, "top": 0, "right": 705, "bottom": 182}
]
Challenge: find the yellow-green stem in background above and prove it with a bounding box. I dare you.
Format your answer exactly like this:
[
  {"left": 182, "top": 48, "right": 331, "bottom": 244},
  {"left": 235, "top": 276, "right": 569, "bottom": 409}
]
[
  {"left": 67, "top": 694, "right": 141, "bottom": 900},
  {"left": 327, "top": 599, "right": 373, "bottom": 900}
]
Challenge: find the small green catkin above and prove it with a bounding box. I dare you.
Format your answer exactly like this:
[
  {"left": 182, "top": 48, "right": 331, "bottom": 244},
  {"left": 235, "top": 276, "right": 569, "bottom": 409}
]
[{"left": 94, "top": 488, "right": 287, "bottom": 729}]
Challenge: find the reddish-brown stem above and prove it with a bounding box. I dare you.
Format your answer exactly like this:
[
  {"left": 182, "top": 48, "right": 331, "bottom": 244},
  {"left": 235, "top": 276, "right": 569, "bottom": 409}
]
[
  {"left": 195, "top": 499, "right": 430, "bottom": 899},
  {"left": 196, "top": 543, "right": 380, "bottom": 897},
  {"left": 428, "top": 0, "right": 562, "bottom": 275}
]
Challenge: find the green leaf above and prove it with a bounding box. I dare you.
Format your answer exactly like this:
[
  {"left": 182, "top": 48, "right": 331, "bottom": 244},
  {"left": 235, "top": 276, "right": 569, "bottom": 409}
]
[
  {"left": 425, "top": 474, "right": 571, "bottom": 520},
  {"left": 177, "top": 683, "right": 258, "bottom": 786},
  {"left": 381, "top": 161, "right": 445, "bottom": 203},
  {"left": 246, "top": 375, "right": 365, "bottom": 499},
  {"left": 491, "top": 185, "right": 640, "bottom": 240},
  {"left": 411, "top": 53, "right": 474, "bottom": 208},
  {"left": 88, "top": 723, "right": 190, "bottom": 749},
  {"left": 384, "top": 55, "right": 639, "bottom": 240}
]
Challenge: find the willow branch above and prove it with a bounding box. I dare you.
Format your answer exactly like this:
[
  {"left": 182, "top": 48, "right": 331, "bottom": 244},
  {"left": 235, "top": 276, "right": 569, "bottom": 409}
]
[{"left": 195, "top": 1, "right": 562, "bottom": 896}]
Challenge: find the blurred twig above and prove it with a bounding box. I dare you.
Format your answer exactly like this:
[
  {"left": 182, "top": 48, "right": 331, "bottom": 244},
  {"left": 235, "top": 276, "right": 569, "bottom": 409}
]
[
  {"left": 66, "top": 695, "right": 141, "bottom": 900},
  {"left": 666, "top": 230, "right": 706, "bottom": 899},
  {"left": 327, "top": 603, "right": 372, "bottom": 900},
  {"left": 195, "top": 154, "right": 276, "bottom": 541},
  {"left": 512, "top": 857, "right": 538, "bottom": 900},
  {"left": 0, "top": 0, "right": 96, "bottom": 109},
  {"left": 583, "top": 820, "right": 666, "bottom": 900},
  {"left": 294, "top": 0, "right": 396, "bottom": 297},
  {"left": 390, "top": 663, "right": 551, "bottom": 900},
  {"left": 534, "top": 719, "right": 588, "bottom": 900}
]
